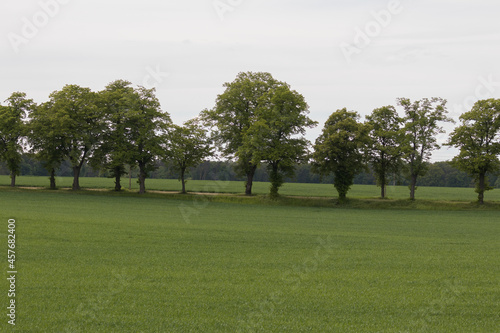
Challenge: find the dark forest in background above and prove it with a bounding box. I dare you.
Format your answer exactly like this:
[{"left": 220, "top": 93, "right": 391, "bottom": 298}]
[{"left": 3, "top": 154, "right": 499, "bottom": 188}]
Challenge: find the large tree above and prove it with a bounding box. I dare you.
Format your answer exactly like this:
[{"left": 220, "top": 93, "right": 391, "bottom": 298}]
[
  {"left": 0, "top": 92, "right": 34, "bottom": 187},
  {"left": 239, "top": 85, "right": 317, "bottom": 198},
  {"left": 28, "top": 102, "right": 69, "bottom": 189},
  {"left": 201, "top": 71, "right": 282, "bottom": 195},
  {"left": 45, "top": 85, "right": 103, "bottom": 190},
  {"left": 91, "top": 80, "right": 136, "bottom": 191},
  {"left": 447, "top": 99, "right": 500, "bottom": 204},
  {"left": 366, "top": 106, "right": 403, "bottom": 198},
  {"left": 163, "top": 119, "right": 213, "bottom": 194},
  {"left": 127, "top": 87, "right": 171, "bottom": 194},
  {"left": 398, "top": 97, "right": 451, "bottom": 200},
  {"left": 312, "top": 109, "right": 370, "bottom": 201}
]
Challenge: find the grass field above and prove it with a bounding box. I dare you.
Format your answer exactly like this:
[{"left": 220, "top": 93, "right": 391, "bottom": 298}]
[
  {"left": 0, "top": 188, "right": 499, "bottom": 332},
  {"left": 2, "top": 175, "right": 500, "bottom": 202}
]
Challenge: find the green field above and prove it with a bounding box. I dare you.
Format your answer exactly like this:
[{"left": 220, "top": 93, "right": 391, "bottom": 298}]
[
  {"left": 2, "top": 175, "right": 500, "bottom": 202},
  {"left": 0, "top": 188, "right": 499, "bottom": 332}
]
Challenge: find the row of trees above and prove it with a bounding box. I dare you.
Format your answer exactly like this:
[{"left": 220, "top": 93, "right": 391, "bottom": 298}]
[
  {"left": 1, "top": 72, "right": 499, "bottom": 203},
  {"left": 0, "top": 81, "right": 212, "bottom": 194},
  {"left": 5, "top": 156, "right": 498, "bottom": 189},
  {"left": 311, "top": 98, "right": 500, "bottom": 204},
  {"left": 312, "top": 99, "right": 451, "bottom": 201}
]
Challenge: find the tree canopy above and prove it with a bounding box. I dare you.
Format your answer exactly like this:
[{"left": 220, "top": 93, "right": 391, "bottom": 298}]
[
  {"left": 398, "top": 97, "right": 451, "bottom": 200},
  {"left": 163, "top": 118, "right": 212, "bottom": 194},
  {"left": 202, "top": 71, "right": 283, "bottom": 195},
  {"left": 447, "top": 99, "right": 500, "bottom": 204},
  {"left": 0, "top": 92, "right": 34, "bottom": 186},
  {"left": 366, "top": 106, "right": 403, "bottom": 198},
  {"left": 91, "top": 80, "right": 137, "bottom": 191},
  {"left": 312, "top": 109, "right": 370, "bottom": 201},
  {"left": 3, "top": 76, "right": 500, "bottom": 203},
  {"left": 28, "top": 100, "right": 69, "bottom": 189},
  {"left": 43, "top": 85, "right": 104, "bottom": 190},
  {"left": 127, "top": 86, "right": 171, "bottom": 194},
  {"left": 238, "top": 84, "right": 317, "bottom": 198}
]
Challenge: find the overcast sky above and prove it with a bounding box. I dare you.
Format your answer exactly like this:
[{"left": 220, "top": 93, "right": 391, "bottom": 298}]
[{"left": 2, "top": 0, "right": 500, "bottom": 161}]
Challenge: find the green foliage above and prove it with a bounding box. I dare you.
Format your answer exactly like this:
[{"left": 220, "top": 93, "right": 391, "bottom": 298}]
[
  {"left": 40, "top": 84, "right": 104, "bottom": 190},
  {"left": 163, "top": 118, "right": 213, "bottom": 193},
  {"left": 312, "top": 109, "right": 370, "bottom": 200},
  {"left": 28, "top": 101, "right": 68, "bottom": 189},
  {"left": 447, "top": 99, "right": 500, "bottom": 203},
  {"left": 127, "top": 87, "right": 171, "bottom": 194},
  {"left": 91, "top": 80, "right": 137, "bottom": 190},
  {"left": 202, "top": 72, "right": 284, "bottom": 195},
  {"left": 398, "top": 97, "right": 452, "bottom": 200},
  {"left": 0, "top": 92, "right": 34, "bottom": 186},
  {"left": 239, "top": 85, "right": 317, "bottom": 198},
  {"left": 28, "top": 83, "right": 172, "bottom": 193},
  {"left": 366, "top": 106, "right": 403, "bottom": 198},
  {"left": 202, "top": 71, "right": 282, "bottom": 156}
]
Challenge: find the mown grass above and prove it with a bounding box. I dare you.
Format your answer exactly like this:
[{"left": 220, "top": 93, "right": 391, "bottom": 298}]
[
  {"left": 0, "top": 188, "right": 499, "bottom": 332},
  {"left": 2, "top": 175, "right": 500, "bottom": 202}
]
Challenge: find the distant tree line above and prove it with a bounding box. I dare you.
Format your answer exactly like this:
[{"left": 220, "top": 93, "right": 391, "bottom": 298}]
[
  {"left": 1, "top": 72, "right": 499, "bottom": 203},
  {"left": 3, "top": 155, "right": 499, "bottom": 190}
]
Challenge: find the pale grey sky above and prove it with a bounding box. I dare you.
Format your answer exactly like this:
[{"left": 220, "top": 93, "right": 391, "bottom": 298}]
[{"left": 2, "top": 0, "right": 500, "bottom": 161}]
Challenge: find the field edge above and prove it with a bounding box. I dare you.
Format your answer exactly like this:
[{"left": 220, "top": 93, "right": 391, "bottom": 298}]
[{"left": 2, "top": 185, "right": 499, "bottom": 211}]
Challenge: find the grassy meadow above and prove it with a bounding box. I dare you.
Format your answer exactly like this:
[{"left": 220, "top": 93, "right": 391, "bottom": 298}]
[
  {"left": 0, "top": 187, "right": 499, "bottom": 332},
  {"left": 2, "top": 175, "right": 500, "bottom": 202}
]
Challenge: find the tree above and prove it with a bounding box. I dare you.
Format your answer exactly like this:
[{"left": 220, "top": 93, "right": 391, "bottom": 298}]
[
  {"left": 127, "top": 87, "right": 171, "bottom": 194},
  {"left": 44, "top": 85, "right": 103, "bottom": 190},
  {"left": 28, "top": 102, "right": 69, "bottom": 189},
  {"left": 446, "top": 99, "right": 500, "bottom": 204},
  {"left": 312, "top": 109, "right": 370, "bottom": 201},
  {"left": 91, "top": 80, "right": 136, "bottom": 191},
  {"left": 398, "top": 97, "right": 451, "bottom": 200},
  {"left": 239, "top": 85, "right": 317, "bottom": 198},
  {"left": 0, "top": 92, "right": 33, "bottom": 187},
  {"left": 366, "top": 106, "right": 403, "bottom": 198},
  {"left": 163, "top": 119, "right": 213, "bottom": 193},
  {"left": 201, "top": 72, "right": 282, "bottom": 195}
]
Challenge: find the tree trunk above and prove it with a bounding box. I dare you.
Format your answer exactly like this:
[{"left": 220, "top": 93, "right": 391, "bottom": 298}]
[
  {"left": 409, "top": 174, "right": 417, "bottom": 201},
  {"left": 477, "top": 172, "right": 486, "bottom": 205},
  {"left": 180, "top": 168, "right": 186, "bottom": 194},
  {"left": 245, "top": 164, "right": 258, "bottom": 196},
  {"left": 115, "top": 174, "right": 121, "bottom": 191},
  {"left": 10, "top": 172, "right": 16, "bottom": 187},
  {"left": 380, "top": 172, "right": 386, "bottom": 199},
  {"left": 71, "top": 151, "right": 87, "bottom": 191},
  {"left": 49, "top": 168, "right": 56, "bottom": 190},
  {"left": 138, "top": 162, "right": 146, "bottom": 194},
  {"left": 129, "top": 166, "right": 132, "bottom": 190},
  {"left": 269, "top": 163, "right": 282, "bottom": 199},
  {"left": 72, "top": 166, "right": 81, "bottom": 190},
  {"left": 114, "top": 167, "right": 122, "bottom": 191}
]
